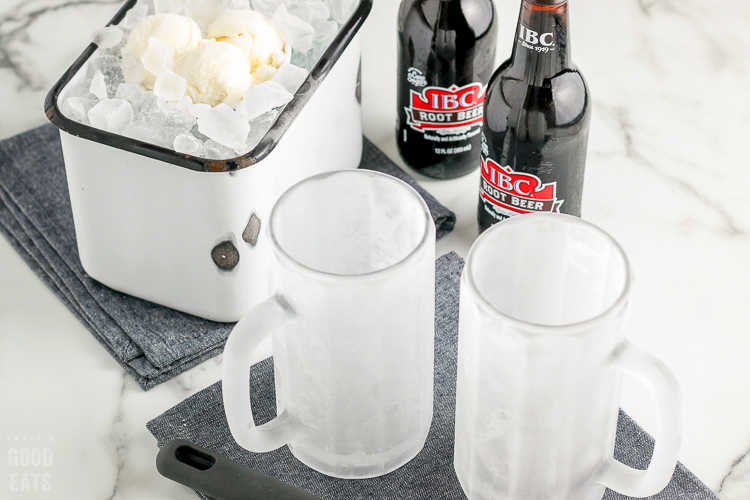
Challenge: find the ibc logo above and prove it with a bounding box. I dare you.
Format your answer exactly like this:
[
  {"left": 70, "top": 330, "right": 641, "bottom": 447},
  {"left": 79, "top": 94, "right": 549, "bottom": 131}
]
[
  {"left": 405, "top": 83, "right": 486, "bottom": 132},
  {"left": 6, "top": 436, "right": 53, "bottom": 493},
  {"left": 428, "top": 92, "right": 478, "bottom": 111},
  {"left": 518, "top": 24, "right": 556, "bottom": 52}
]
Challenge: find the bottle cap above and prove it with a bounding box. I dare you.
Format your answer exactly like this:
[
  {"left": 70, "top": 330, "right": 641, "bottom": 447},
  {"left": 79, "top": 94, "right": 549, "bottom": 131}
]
[{"left": 527, "top": 0, "right": 566, "bottom": 5}]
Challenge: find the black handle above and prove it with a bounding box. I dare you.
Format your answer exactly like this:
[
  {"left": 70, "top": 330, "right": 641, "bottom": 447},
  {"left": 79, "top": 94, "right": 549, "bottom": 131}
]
[{"left": 156, "top": 440, "right": 323, "bottom": 500}]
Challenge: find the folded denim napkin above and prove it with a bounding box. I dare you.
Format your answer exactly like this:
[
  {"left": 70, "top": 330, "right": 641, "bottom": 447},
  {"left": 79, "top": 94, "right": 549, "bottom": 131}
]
[
  {"left": 147, "top": 252, "right": 717, "bottom": 500},
  {"left": 0, "top": 125, "right": 456, "bottom": 390}
]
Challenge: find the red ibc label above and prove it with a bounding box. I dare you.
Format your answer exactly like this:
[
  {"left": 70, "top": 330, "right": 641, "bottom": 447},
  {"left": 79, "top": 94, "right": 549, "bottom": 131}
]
[
  {"left": 480, "top": 157, "right": 564, "bottom": 214},
  {"left": 404, "top": 83, "right": 485, "bottom": 132}
]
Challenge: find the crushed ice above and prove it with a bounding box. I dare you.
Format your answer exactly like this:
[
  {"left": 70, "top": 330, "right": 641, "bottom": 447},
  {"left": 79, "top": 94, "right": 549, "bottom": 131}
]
[
  {"left": 272, "top": 63, "right": 307, "bottom": 93},
  {"left": 236, "top": 81, "right": 292, "bottom": 120},
  {"left": 61, "top": 0, "right": 357, "bottom": 159},
  {"left": 88, "top": 99, "right": 134, "bottom": 133},
  {"left": 154, "top": 69, "right": 188, "bottom": 101},
  {"left": 198, "top": 103, "right": 251, "bottom": 151},
  {"left": 272, "top": 4, "right": 314, "bottom": 52},
  {"left": 91, "top": 26, "right": 124, "bottom": 49},
  {"left": 141, "top": 36, "right": 173, "bottom": 76},
  {"left": 90, "top": 71, "right": 109, "bottom": 100}
]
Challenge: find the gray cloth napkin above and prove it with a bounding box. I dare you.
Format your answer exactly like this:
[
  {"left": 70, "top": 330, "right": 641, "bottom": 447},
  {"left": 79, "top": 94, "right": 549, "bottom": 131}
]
[
  {"left": 147, "top": 252, "right": 717, "bottom": 500},
  {"left": 0, "top": 124, "right": 456, "bottom": 390}
]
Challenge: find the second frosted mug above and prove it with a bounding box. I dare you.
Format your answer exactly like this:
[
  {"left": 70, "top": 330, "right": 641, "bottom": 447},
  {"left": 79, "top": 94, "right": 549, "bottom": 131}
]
[{"left": 454, "top": 214, "right": 682, "bottom": 500}]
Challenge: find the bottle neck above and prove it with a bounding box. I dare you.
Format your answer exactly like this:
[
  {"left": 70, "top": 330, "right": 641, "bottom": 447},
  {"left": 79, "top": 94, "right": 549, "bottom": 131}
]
[
  {"left": 431, "top": 0, "right": 466, "bottom": 82},
  {"left": 435, "top": 0, "right": 462, "bottom": 30},
  {"left": 435, "top": 0, "right": 453, "bottom": 29},
  {"left": 510, "top": 0, "right": 571, "bottom": 82}
]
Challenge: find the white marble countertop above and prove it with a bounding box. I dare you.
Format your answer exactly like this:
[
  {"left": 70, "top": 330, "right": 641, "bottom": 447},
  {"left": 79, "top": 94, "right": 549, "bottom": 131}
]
[{"left": 1, "top": 0, "right": 748, "bottom": 498}]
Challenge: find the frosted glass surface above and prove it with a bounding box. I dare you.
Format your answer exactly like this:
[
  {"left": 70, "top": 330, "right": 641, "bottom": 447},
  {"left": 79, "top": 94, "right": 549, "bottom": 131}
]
[
  {"left": 455, "top": 215, "right": 632, "bottom": 500},
  {"left": 269, "top": 170, "right": 435, "bottom": 478},
  {"left": 271, "top": 170, "right": 428, "bottom": 275},
  {"left": 468, "top": 215, "right": 628, "bottom": 326}
]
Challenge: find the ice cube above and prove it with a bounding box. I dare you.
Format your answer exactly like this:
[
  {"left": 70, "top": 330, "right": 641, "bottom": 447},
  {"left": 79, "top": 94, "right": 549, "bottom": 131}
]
[
  {"left": 62, "top": 97, "right": 98, "bottom": 123},
  {"left": 180, "top": 95, "right": 193, "bottom": 107},
  {"left": 122, "top": 120, "right": 189, "bottom": 148},
  {"left": 272, "top": 63, "right": 308, "bottom": 94},
  {"left": 90, "top": 71, "right": 108, "bottom": 100},
  {"left": 244, "top": 109, "right": 279, "bottom": 150},
  {"left": 178, "top": 95, "right": 193, "bottom": 106},
  {"left": 290, "top": 49, "right": 314, "bottom": 71},
  {"left": 91, "top": 55, "right": 122, "bottom": 76},
  {"left": 186, "top": 0, "right": 225, "bottom": 34},
  {"left": 203, "top": 139, "right": 237, "bottom": 160},
  {"left": 148, "top": 100, "right": 197, "bottom": 129},
  {"left": 154, "top": 0, "right": 188, "bottom": 15},
  {"left": 236, "top": 80, "right": 293, "bottom": 120},
  {"left": 155, "top": 96, "right": 192, "bottom": 111},
  {"left": 135, "top": 92, "right": 160, "bottom": 119},
  {"left": 189, "top": 102, "right": 211, "bottom": 117},
  {"left": 154, "top": 69, "right": 187, "bottom": 101},
  {"left": 116, "top": 83, "right": 145, "bottom": 105},
  {"left": 251, "top": 0, "right": 285, "bottom": 17},
  {"left": 272, "top": 5, "right": 315, "bottom": 52},
  {"left": 153, "top": 0, "right": 169, "bottom": 14},
  {"left": 88, "top": 99, "right": 134, "bottom": 133},
  {"left": 289, "top": 0, "right": 330, "bottom": 24},
  {"left": 121, "top": 120, "right": 153, "bottom": 142},
  {"left": 91, "top": 26, "right": 124, "bottom": 49},
  {"left": 312, "top": 20, "right": 338, "bottom": 60},
  {"left": 228, "top": 0, "right": 251, "bottom": 9},
  {"left": 142, "top": 36, "right": 173, "bottom": 76},
  {"left": 191, "top": 123, "right": 210, "bottom": 141},
  {"left": 197, "top": 103, "right": 251, "bottom": 150},
  {"left": 118, "top": 4, "right": 149, "bottom": 30},
  {"left": 170, "top": 106, "right": 197, "bottom": 128},
  {"left": 120, "top": 47, "right": 145, "bottom": 85},
  {"left": 91, "top": 55, "right": 125, "bottom": 97},
  {"left": 66, "top": 79, "right": 97, "bottom": 100},
  {"left": 327, "top": 0, "right": 358, "bottom": 24},
  {"left": 173, "top": 132, "right": 204, "bottom": 155}
]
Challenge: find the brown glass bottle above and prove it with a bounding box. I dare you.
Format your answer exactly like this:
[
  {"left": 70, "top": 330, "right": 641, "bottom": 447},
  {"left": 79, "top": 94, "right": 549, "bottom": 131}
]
[
  {"left": 478, "top": 0, "right": 590, "bottom": 232},
  {"left": 397, "top": 0, "right": 497, "bottom": 179}
]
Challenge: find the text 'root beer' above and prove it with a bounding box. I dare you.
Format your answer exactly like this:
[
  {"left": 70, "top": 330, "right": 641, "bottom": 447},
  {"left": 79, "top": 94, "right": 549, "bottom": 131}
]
[
  {"left": 397, "top": 0, "right": 497, "bottom": 180},
  {"left": 478, "top": 0, "right": 591, "bottom": 232}
]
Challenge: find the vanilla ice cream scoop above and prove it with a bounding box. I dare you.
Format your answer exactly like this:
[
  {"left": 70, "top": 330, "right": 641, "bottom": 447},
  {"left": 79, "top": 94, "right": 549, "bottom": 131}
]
[
  {"left": 208, "top": 10, "right": 286, "bottom": 84},
  {"left": 173, "top": 41, "right": 253, "bottom": 106},
  {"left": 126, "top": 13, "right": 202, "bottom": 60}
]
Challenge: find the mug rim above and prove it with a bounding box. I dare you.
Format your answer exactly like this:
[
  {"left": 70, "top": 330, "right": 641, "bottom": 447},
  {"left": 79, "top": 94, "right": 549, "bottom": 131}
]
[
  {"left": 268, "top": 169, "right": 434, "bottom": 279},
  {"left": 463, "top": 213, "right": 633, "bottom": 334}
]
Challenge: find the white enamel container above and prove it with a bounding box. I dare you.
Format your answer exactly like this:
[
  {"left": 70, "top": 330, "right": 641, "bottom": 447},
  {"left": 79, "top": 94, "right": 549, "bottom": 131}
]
[{"left": 46, "top": 1, "right": 371, "bottom": 322}]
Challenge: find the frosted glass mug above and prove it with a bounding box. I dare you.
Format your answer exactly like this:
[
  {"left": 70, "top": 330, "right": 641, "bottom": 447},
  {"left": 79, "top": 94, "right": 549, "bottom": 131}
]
[
  {"left": 454, "top": 214, "right": 682, "bottom": 500},
  {"left": 222, "top": 170, "right": 435, "bottom": 479}
]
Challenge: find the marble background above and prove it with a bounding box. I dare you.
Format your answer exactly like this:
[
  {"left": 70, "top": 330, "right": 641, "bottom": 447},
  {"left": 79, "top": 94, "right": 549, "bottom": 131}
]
[{"left": 1, "top": 0, "right": 749, "bottom": 498}]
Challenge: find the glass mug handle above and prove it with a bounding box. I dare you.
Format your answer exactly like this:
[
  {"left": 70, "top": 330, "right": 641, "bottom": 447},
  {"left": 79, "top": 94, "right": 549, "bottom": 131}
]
[
  {"left": 599, "top": 341, "right": 683, "bottom": 497},
  {"left": 222, "top": 295, "right": 302, "bottom": 452}
]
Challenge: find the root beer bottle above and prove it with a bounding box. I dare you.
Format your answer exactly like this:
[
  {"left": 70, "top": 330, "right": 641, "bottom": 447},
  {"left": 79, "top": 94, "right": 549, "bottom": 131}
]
[
  {"left": 478, "top": 0, "right": 591, "bottom": 231},
  {"left": 397, "top": 0, "right": 497, "bottom": 179}
]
